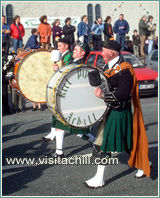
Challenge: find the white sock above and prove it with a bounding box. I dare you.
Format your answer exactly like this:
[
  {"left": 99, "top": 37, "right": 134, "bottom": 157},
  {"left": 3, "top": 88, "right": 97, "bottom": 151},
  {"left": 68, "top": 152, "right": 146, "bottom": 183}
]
[
  {"left": 55, "top": 130, "right": 65, "bottom": 155},
  {"left": 85, "top": 165, "right": 106, "bottom": 187},
  {"left": 44, "top": 127, "right": 56, "bottom": 140}
]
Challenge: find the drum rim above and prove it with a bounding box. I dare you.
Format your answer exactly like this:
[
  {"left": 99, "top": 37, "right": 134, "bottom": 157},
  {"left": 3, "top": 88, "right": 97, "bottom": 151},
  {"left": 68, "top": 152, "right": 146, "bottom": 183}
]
[
  {"left": 55, "top": 64, "right": 110, "bottom": 129},
  {"left": 15, "top": 50, "right": 51, "bottom": 103}
]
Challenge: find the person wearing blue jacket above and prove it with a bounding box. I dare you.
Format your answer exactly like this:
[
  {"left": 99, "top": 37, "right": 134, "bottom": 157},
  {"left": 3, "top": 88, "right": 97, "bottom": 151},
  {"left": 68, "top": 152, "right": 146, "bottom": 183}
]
[
  {"left": 91, "top": 17, "right": 104, "bottom": 51},
  {"left": 113, "top": 14, "right": 129, "bottom": 50},
  {"left": 77, "top": 15, "right": 89, "bottom": 43},
  {"left": 25, "top": 28, "right": 41, "bottom": 49}
]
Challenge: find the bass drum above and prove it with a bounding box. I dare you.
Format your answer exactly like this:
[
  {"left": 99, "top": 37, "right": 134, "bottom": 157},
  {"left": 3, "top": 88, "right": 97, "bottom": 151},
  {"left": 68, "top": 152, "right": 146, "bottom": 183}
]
[
  {"left": 47, "top": 64, "right": 110, "bottom": 129},
  {"left": 12, "top": 49, "right": 62, "bottom": 103}
]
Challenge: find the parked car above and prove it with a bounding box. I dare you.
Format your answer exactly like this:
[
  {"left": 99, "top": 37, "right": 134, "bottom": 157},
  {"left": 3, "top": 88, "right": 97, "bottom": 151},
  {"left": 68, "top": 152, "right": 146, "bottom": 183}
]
[
  {"left": 86, "top": 51, "right": 158, "bottom": 96},
  {"left": 144, "top": 49, "right": 158, "bottom": 72}
]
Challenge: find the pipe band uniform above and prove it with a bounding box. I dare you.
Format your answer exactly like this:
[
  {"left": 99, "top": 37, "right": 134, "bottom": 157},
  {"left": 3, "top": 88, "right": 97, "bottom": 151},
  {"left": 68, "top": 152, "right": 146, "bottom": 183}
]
[{"left": 84, "top": 39, "right": 151, "bottom": 189}]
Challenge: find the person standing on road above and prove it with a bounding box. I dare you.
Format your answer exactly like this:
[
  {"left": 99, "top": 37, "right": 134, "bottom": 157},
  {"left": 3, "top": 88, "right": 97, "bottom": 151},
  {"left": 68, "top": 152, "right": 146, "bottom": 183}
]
[
  {"left": 63, "top": 17, "right": 76, "bottom": 51},
  {"left": 42, "top": 38, "right": 94, "bottom": 157},
  {"left": 2, "top": 15, "right": 10, "bottom": 62},
  {"left": 10, "top": 15, "right": 25, "bottom": 54},
  {"left": 91, "top": 17, "right": 104, "bottom": 51},
  {"left": 84, "top": 40, "right": 151, "bottom": 188},
  {"left": 38, "top": 15, "right": 52, "bottom": 50},
  {"left": 103, "top": 16, "right": 114, "bottom": 42},
  {"left": 77, "top": 15, "right": 89, "bottom": 43},
  {"left": 132, "top": 29, "right": 140, "bottom": 57},
  {"left": 146, "top": 15, "right": 156, "bottom": 55},
  {"left": 113, "top": 14, "right": 129, "bottom": 51},
  {"left": 52, "top": 19, "right": 64, "bottom": 49},
  {"left": 138, "top": 15, "right": 148, "bottom": 57}
]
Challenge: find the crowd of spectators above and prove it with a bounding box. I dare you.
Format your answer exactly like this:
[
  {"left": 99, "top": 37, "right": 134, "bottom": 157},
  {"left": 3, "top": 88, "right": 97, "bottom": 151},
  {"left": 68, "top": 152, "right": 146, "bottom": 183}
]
[{"left": 2, "top": 13, "right": 158, "bottom": 115}]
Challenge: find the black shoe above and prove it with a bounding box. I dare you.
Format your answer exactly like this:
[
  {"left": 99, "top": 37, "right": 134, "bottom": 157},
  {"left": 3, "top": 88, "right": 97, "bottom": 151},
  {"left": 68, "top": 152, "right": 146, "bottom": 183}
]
[
  {"left": 32, "top": 108, "right": 37, "bottom": 111},
  {"left": 42, "top": 136, "right": 52, "bottom": 143},
  {"left": 15, "top": 109, "right": 21, "bottom": 113},
  {"left": 92, "top": 144, "right": 101, "bottom": 156},
  {"left": 51, "top": 152, "right": 64, "bottom": 159},
  {"left": 38, "top": 108, "right": 45, "bottom": 111}
]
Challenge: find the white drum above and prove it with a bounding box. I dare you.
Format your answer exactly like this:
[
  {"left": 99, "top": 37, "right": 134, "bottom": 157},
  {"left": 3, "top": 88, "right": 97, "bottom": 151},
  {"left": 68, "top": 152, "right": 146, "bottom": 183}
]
[{"left": 46, "top": 64, "right": 110, "bottom": 128}]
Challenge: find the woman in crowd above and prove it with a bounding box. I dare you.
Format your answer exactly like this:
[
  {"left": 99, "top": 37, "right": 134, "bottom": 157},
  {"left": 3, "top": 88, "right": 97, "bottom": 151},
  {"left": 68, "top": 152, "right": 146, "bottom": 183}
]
[
  {"left": 63, "top": 17, "right": 76, "bottom": 51},
  {"left": 52, "top": 19, "right": 63, "bottom": 49},
  {"left": 38, "top": 15, "right": 52, "bottom": 50},
  {"left": 10, "top": 15, "right": 25, "bottom": 53},
  {"left": 103, "top": 16, "right": 114, "bottom": 42}
]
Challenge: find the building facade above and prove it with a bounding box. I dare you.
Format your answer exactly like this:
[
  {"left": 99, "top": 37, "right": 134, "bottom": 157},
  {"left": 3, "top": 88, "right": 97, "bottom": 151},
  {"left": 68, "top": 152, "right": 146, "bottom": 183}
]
[{"left": 1, "top": 1, "right": 159, "bottom": 46}]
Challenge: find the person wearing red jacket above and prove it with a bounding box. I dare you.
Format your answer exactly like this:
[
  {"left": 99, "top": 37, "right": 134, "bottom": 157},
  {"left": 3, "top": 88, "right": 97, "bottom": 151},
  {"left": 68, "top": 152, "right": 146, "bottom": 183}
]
[
  {"left": 10, "top": 15, "right": 25, "bottom": 53},
  {"left": 38, "top": 15, "right": 52, "bottom": 50}
]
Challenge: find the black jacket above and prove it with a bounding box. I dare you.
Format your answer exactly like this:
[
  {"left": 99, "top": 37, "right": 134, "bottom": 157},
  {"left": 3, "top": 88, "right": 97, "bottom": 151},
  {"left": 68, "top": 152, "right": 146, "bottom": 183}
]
[
  {"left": 63, "top": 24, "right": 76, "bottom": 44},
  {"left": 109, "top": 69, "right": 133, "bottom": 101},
  {"left": 103, "top": 23, "right": 113, "bottom": 38}
]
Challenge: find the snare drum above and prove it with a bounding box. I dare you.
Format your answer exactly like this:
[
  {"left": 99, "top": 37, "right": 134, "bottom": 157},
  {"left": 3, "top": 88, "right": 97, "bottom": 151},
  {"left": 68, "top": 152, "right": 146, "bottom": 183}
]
[
  {"left": 12, "top": 49, "right": 63, "bottom": 102},
  {"left": 47, "top": 64, "right": 110, "bottom": 128}
]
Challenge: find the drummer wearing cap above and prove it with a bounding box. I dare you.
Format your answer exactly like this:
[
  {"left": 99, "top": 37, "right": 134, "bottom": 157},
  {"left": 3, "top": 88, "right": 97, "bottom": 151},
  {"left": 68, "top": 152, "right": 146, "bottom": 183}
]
[
  {"left": 72, "top": 40, "right": 90, "bottom": 64},
  {"left": 43, "top": 38, "right": 94, "bottom": 158},
  {"left": 84, "top": 39, "right": 151, "bottom": 188}
]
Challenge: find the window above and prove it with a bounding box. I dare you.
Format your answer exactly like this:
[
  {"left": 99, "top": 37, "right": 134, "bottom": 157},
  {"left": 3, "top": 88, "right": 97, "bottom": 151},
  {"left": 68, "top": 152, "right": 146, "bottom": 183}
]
[
  {"left": 122, "top": 54, "right": 143, "bottom": 68},
  {"left": 6, "top": 4, "right": 14, "bottom": 48},
  {"left": 96, "top": 55, "right": 105, "bottom": 69},
  {"left": 95, "top": 4, "right": 101, "bottom": 20},
  {"left": 6, "top": 4, "right": 13, "bottom": 25},
  {"left": 86, "top": 54, "right": 96, "bottom": 66},
  {"left": 87, "top": 4, "right": 93, "bottom": 29}
]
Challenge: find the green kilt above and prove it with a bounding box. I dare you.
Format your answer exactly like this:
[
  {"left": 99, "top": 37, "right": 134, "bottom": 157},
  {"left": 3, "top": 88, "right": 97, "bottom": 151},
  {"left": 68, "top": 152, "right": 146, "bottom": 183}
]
[
  {"left": 52, "top": 115, "right": 90, "bottom": 134},
  {"left": 100, "top": 107, "right": 133, "bottom": 153}
]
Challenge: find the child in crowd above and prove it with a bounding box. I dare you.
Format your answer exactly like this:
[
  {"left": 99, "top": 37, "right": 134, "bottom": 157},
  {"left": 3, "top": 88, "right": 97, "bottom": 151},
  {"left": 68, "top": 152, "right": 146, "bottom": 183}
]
[
  {"left": 25, "top": 28, "right": 41, "bottom": 49},
  {"left": 132, "top": 29, "right": 140, "bottom": 57}
]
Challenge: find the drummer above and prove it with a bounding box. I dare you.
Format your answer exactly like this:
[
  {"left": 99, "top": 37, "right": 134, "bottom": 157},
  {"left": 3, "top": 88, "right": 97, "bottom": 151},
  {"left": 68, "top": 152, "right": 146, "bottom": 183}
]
[
  {"left": 43, "top": 38, "right": 95, "bottom": 158},
  {"left": 84, "top": 40, "right": 151, "bottom": 188}
]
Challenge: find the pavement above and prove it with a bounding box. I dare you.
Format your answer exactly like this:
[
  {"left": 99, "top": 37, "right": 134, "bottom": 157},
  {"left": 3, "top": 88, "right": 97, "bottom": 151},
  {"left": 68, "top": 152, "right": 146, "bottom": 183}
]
[{"left": 1, "top": 96, "right": 158, "bottom": 196}]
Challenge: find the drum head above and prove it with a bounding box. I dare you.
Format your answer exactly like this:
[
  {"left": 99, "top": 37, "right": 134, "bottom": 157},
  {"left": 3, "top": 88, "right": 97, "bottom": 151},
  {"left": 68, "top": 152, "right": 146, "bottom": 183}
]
[
  {"left": 55, "top": 65, "right": 110, "bottom": 128},
  {"left": 17, "top": 51, "right": 54, "bottom": 102}
]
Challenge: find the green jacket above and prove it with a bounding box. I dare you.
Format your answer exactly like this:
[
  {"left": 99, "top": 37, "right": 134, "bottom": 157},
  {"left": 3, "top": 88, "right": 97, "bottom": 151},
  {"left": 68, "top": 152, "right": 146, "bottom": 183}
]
[
  {"left": 139, "top": 19, "right": 149, "bottom": 36},
  {"left": 62, "top": 51, "right": 73, "bottom": 65}
]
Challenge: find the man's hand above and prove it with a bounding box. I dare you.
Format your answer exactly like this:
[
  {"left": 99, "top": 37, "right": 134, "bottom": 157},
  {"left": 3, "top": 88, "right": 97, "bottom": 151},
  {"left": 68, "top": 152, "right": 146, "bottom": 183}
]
[
  {"left": 94, "top": 87, "right": 103, "bottom": 98},
  {"left": 53, "top": 63, "right": 59, "bottom": 71}
]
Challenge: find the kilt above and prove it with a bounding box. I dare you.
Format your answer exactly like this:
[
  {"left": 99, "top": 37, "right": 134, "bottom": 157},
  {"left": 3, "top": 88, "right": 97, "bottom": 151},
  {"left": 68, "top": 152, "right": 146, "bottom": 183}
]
[
  {"left": 100, "top": 106, "right": 133, "bottom": 153},
  {"left": 52, "top": 115, "right": 90, "bottom": 134}
]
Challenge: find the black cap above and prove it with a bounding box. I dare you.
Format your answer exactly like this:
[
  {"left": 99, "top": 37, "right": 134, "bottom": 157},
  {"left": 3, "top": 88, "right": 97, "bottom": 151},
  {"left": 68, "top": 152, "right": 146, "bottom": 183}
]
[
  {"left": 102, "top": 40, "right": 121, "bottom": 52},
  {"left": 88, "top": 70, "right": 101, "bottom": 86},
  {"left": 77, "top": 41, "right": 90, "bottom": 57},
  {"left": 58, "top": 38, "right": 70, "bottom": 45}
]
